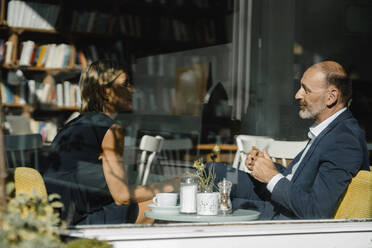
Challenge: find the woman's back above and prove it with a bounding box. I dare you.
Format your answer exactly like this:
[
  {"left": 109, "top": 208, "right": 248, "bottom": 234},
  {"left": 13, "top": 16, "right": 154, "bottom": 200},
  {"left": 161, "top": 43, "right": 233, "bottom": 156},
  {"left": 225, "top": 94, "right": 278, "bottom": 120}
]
[{"left": 44, "top": 112, "right": 118, "bottom": 223}]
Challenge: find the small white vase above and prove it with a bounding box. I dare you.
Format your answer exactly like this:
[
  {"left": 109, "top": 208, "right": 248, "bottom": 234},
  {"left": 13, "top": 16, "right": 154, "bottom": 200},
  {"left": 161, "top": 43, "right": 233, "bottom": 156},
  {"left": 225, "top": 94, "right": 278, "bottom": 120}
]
[{"left": 196, "top": 192, "right": 219, "bottom": 216}]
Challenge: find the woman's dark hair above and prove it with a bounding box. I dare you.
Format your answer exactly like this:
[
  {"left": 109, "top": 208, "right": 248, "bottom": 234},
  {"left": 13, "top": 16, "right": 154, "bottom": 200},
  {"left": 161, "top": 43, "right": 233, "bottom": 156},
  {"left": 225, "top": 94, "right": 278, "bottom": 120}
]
[{"left": 79, "top": 59, "right": 132, "bottom": 112}]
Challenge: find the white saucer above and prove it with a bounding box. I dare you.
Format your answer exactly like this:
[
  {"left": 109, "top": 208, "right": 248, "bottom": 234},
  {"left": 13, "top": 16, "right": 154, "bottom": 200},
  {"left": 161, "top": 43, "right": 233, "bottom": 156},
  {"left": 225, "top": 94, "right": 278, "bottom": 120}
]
[{"left": 148, "top": 204, "right": 180, "bottom": 214}]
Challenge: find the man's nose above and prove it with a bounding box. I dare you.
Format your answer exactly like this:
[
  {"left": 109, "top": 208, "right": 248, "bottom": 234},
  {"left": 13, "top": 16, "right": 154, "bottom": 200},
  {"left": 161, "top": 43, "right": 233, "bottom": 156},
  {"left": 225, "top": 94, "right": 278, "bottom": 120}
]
[{"left": 295, "top": 89, "right": 302, "bottom": 100}]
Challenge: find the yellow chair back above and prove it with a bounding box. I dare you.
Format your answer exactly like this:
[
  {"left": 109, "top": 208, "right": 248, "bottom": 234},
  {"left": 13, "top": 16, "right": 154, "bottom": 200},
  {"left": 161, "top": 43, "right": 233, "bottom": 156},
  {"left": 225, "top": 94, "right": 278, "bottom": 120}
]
[
  {"left": 14, "top": 167, "right": 47, "bottom": 197},
  {"left": 334, "top": 168, "right": 372, "bottom": 219}
]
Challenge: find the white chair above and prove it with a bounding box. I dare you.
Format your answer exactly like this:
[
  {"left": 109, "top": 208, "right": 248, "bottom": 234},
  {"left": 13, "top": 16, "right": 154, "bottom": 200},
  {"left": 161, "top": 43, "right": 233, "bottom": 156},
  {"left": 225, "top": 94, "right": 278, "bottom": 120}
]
[
  {"left": 4, "top": 133, "right": 43, "bottom": 171},
  {"left": 5, "top": 115, "right": 32, "bottom": 134},
  {"left": 157, "top": 138, "right": 194, "bottom": 174},
  {"left": 135, "top": 135, "right": 164, "bottom": 185},
  {"left": 267, "top": 140, "right": 309, "bottom": 167},
  {"left": 232, "top": 135, "right": 274, "bottom": 172}
]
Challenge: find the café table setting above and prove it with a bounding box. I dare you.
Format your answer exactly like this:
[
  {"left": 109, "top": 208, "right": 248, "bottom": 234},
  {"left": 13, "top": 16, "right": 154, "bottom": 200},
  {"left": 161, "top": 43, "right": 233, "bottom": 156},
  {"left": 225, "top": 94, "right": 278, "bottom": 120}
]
[
  {"left": 145, "top": 177, "right": 260, "bottom": 223},
  {"left": 145, "top": 145, "right": 260, "bottom": 223}
]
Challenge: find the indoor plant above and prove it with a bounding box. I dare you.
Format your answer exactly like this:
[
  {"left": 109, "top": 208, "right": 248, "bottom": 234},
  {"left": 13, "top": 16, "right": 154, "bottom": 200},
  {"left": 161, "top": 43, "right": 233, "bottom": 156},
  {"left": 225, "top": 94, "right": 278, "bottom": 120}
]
[
  {"left": 193, "top": 145, "right": 220, "bottom": 193},
  {"left": 193, "top": 145, "right": 220, "bottom": 215}
]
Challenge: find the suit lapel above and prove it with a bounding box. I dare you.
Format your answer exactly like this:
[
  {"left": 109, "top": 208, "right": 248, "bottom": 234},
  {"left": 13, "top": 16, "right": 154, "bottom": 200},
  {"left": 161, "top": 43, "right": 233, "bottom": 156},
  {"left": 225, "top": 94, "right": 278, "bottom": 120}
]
[
  {"left": 291, "top": 109, "right": 353, "bottom": 182},
  {"left": 282, "top": 141, "right": 310, "bottom": 176}
]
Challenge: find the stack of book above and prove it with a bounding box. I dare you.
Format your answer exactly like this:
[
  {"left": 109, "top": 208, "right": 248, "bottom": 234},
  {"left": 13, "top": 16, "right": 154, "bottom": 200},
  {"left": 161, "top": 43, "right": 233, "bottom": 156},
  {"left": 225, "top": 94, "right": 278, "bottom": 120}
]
[
  {"left": 56, "top": 81, "right": 81, "bottom": 108},
  {"left": 18, "top": 41, "right": 73, "bottom": 68},
  {"left": 7, "top": 0, "right": 60, "bottom": 30},
  {"left": 70, "top": 10, "right": 116, "bottom": 34},
  {"left": 1, "top": 77, "right": 81, "bottom": 109}
]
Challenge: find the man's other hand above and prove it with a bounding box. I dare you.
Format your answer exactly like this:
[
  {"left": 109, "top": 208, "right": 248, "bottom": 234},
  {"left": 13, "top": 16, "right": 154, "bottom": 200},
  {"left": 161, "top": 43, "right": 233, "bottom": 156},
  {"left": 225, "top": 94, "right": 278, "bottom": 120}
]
[{"left": 250, "top": 149, "right": 279, "bottom": 183}]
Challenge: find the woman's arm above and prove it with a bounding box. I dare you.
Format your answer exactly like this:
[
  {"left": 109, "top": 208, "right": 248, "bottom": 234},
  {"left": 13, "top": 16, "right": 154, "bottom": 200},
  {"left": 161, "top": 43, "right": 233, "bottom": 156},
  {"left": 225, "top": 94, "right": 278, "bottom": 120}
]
[{"left": 100, "top": 124, "right": 180, "bottom": 205}]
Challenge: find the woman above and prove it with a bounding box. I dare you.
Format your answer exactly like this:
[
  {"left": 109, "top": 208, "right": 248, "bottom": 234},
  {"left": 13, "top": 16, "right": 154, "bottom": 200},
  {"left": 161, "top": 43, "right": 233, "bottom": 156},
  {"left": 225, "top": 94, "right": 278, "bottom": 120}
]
[{"left": 43, "top": 60, "right": 180, "bottom": 225}]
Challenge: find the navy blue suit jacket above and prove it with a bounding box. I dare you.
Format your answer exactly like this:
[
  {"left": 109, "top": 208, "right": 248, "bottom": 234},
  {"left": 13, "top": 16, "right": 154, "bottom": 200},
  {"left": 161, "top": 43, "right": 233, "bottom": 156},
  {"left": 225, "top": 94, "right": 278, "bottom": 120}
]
[{"left": 271, "top": 109, "right": 369, "bottom": 219}]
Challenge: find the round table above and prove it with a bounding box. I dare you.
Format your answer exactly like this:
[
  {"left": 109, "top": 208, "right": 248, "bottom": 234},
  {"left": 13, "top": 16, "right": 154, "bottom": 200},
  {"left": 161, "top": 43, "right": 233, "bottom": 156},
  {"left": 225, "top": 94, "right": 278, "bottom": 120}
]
[{"left": 145, "top": 209, "right": 260, "bottom": 222}]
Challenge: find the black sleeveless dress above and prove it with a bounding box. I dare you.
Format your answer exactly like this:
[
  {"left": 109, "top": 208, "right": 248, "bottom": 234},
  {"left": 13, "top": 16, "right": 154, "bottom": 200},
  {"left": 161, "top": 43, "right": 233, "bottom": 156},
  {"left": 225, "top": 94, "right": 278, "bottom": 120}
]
[{"left": 43, "top": 112, "right": 138, "bottom": 225}]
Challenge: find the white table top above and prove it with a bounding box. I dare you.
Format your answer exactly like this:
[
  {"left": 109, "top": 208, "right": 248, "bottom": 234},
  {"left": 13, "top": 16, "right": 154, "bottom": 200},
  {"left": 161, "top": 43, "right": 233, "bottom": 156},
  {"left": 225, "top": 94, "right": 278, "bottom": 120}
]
[{"left": 145, "top": 209, "right": 260, "bottom": 222}]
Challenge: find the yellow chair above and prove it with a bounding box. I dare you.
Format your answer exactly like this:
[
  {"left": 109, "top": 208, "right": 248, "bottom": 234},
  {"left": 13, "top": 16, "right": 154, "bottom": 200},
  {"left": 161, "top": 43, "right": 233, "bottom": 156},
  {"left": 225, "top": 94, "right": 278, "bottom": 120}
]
[
  {"left": 14, "top": 167, "right": 47, "bottom": 197},
  {"left": 334, "top": 168, "right": 372, "bottom": 219}
]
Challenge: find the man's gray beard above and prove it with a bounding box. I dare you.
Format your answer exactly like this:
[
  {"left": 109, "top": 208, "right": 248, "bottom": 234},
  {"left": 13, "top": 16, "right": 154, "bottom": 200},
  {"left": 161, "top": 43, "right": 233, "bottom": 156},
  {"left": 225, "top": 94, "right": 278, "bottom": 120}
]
[
  {"left": 299, "top": 109, "right": 313, "bottom": 119},
  {"left": 299, "top": 104, "right": 326, "bottom": 119}
]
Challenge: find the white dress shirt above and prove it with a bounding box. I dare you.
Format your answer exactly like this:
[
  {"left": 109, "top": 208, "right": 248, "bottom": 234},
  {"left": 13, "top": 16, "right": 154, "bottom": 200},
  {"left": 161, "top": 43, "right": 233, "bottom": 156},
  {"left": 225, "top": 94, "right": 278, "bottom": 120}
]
[{"left": 266, "top": 107, "right": 347, "bottom": 193}]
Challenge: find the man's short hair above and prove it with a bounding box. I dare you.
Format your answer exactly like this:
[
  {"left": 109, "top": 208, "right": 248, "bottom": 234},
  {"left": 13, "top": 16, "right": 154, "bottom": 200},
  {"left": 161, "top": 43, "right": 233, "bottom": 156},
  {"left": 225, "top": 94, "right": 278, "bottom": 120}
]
[{"left": 313, "top": 61, "right": 351, "bottom": 106}]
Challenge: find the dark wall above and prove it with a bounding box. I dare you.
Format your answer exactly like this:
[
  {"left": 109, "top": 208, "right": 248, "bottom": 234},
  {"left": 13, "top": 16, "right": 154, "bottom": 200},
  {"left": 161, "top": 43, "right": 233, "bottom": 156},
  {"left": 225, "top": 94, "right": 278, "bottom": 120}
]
[{"left": 241, "top": 0, "right": 372, "bottom": 141}]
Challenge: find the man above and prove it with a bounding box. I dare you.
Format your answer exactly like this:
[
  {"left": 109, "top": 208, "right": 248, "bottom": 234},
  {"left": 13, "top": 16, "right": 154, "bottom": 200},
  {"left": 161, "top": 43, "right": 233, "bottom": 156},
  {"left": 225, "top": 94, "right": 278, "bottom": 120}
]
[{"left": 215, "top": 61, "right": 369, "bottom": 219}]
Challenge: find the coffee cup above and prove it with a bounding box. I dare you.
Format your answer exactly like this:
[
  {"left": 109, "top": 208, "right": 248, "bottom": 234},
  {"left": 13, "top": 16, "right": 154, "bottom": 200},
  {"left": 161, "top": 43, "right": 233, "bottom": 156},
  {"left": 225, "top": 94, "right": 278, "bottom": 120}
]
[{"left": 152, "top": 193, "right": 178, "bottom": 207}]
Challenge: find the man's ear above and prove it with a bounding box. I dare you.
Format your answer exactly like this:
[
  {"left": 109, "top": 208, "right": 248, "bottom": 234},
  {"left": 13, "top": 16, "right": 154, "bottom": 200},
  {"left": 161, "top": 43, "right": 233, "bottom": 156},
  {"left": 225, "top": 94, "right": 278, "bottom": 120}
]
[{"left": 326, "top": 87, "right": 339, "bottom": 107}]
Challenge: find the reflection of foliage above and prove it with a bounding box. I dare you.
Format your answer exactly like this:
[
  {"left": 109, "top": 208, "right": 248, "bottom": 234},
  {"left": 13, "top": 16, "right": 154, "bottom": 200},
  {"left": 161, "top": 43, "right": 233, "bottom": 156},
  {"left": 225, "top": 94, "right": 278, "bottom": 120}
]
[
  {"left": 193, "top": 145, "right": 220, "bottom": 192},
  {"left": 0, "top": 183, "right": 112, "bottom": 248},
  {"left": 0, "top": 183, "right": 64, "bottom": 248}
]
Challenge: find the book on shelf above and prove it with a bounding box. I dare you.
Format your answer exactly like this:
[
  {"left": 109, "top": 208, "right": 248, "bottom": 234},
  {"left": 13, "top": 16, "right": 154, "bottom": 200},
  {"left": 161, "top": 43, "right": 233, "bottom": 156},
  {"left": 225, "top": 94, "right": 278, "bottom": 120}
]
[
  {"left": 39, "top": 44, "right": 50, "bottom": 67},
  {"left": 118, "top": 15, "right": 128, "bottom": 35},
  {"left": 1, "top": 70, "right": 27, "bottom": 105},
  {"left": 86, "top": 11, "right": 98, "bottom": 33},
  {"left": 34, "top": 74, "right": 56, "bottom": 105},
  {"left": 88, "top": 45, "right": 99, "bottom": 62},
  {"left": 30, "top": 118, "right": 58, "bottom": 143},
  {"left": 29, "top": 44, "right": 39, "bottom": 66},
  {"left": 19, "top": 40, "right": 35, "bottom": 66},
  {"left": 63, "top": 81, "right": 71, "bottom": 107},
  {"left": 27, "top": 79, "right": 36, "bottom": 105},
  {"left": 0, "top": 81, "right": 14, "bottom": 104},
  {"left": 16, "top": 0, "right": 26, "bottom": 28},
  {"left": 7, "top": 0, "right": 60, "bottom": 30},
  {"left": 75, "top": 86, "right": 81, "bottom": 107},
  {"left": 62, "top": 45, "right": 72, "bottom": 68},
  {"left": 56, "top": 83, "right": 63, "bottom": 107},
  {"left": 44, "top": 43, "right": 57, "bottom": 68},
  {"left": 53, "top": 44, "right": 64, "bottom": 68},
  {"left": 19, "top": 82, "right": 26, "bottom": 104},
  {"left": 4, "top": 41, "right": 13, "bottom": 65},
  {"left": 6, "top": 0, "right": 16, "bottom": 27},
  {"left": 36, "top": 45, "right": 46, "bottom": 67}
]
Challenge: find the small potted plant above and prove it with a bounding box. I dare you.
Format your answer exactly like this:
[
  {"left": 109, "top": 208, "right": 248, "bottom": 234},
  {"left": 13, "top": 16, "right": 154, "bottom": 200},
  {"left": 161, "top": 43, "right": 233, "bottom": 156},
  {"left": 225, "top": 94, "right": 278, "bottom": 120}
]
[{"left": 193, "top": 145, "right": 220, "bottom": 215}]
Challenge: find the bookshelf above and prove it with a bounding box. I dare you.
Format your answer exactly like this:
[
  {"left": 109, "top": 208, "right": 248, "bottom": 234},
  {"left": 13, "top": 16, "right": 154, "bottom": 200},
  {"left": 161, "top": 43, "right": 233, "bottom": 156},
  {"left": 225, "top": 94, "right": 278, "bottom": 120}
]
[{"left": 0, "top": 0, "right": 232, "bottom": 141}]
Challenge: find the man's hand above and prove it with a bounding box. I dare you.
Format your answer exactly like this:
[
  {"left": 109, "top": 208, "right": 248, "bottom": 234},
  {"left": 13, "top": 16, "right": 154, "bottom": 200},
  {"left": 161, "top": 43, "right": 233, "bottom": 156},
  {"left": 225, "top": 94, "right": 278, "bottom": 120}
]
[
  {"left": 247, "top": 149, "right": 279, "bottom": 183},
  {"left": 245, "top": 146, "right": 259, "bottom": 171}
]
